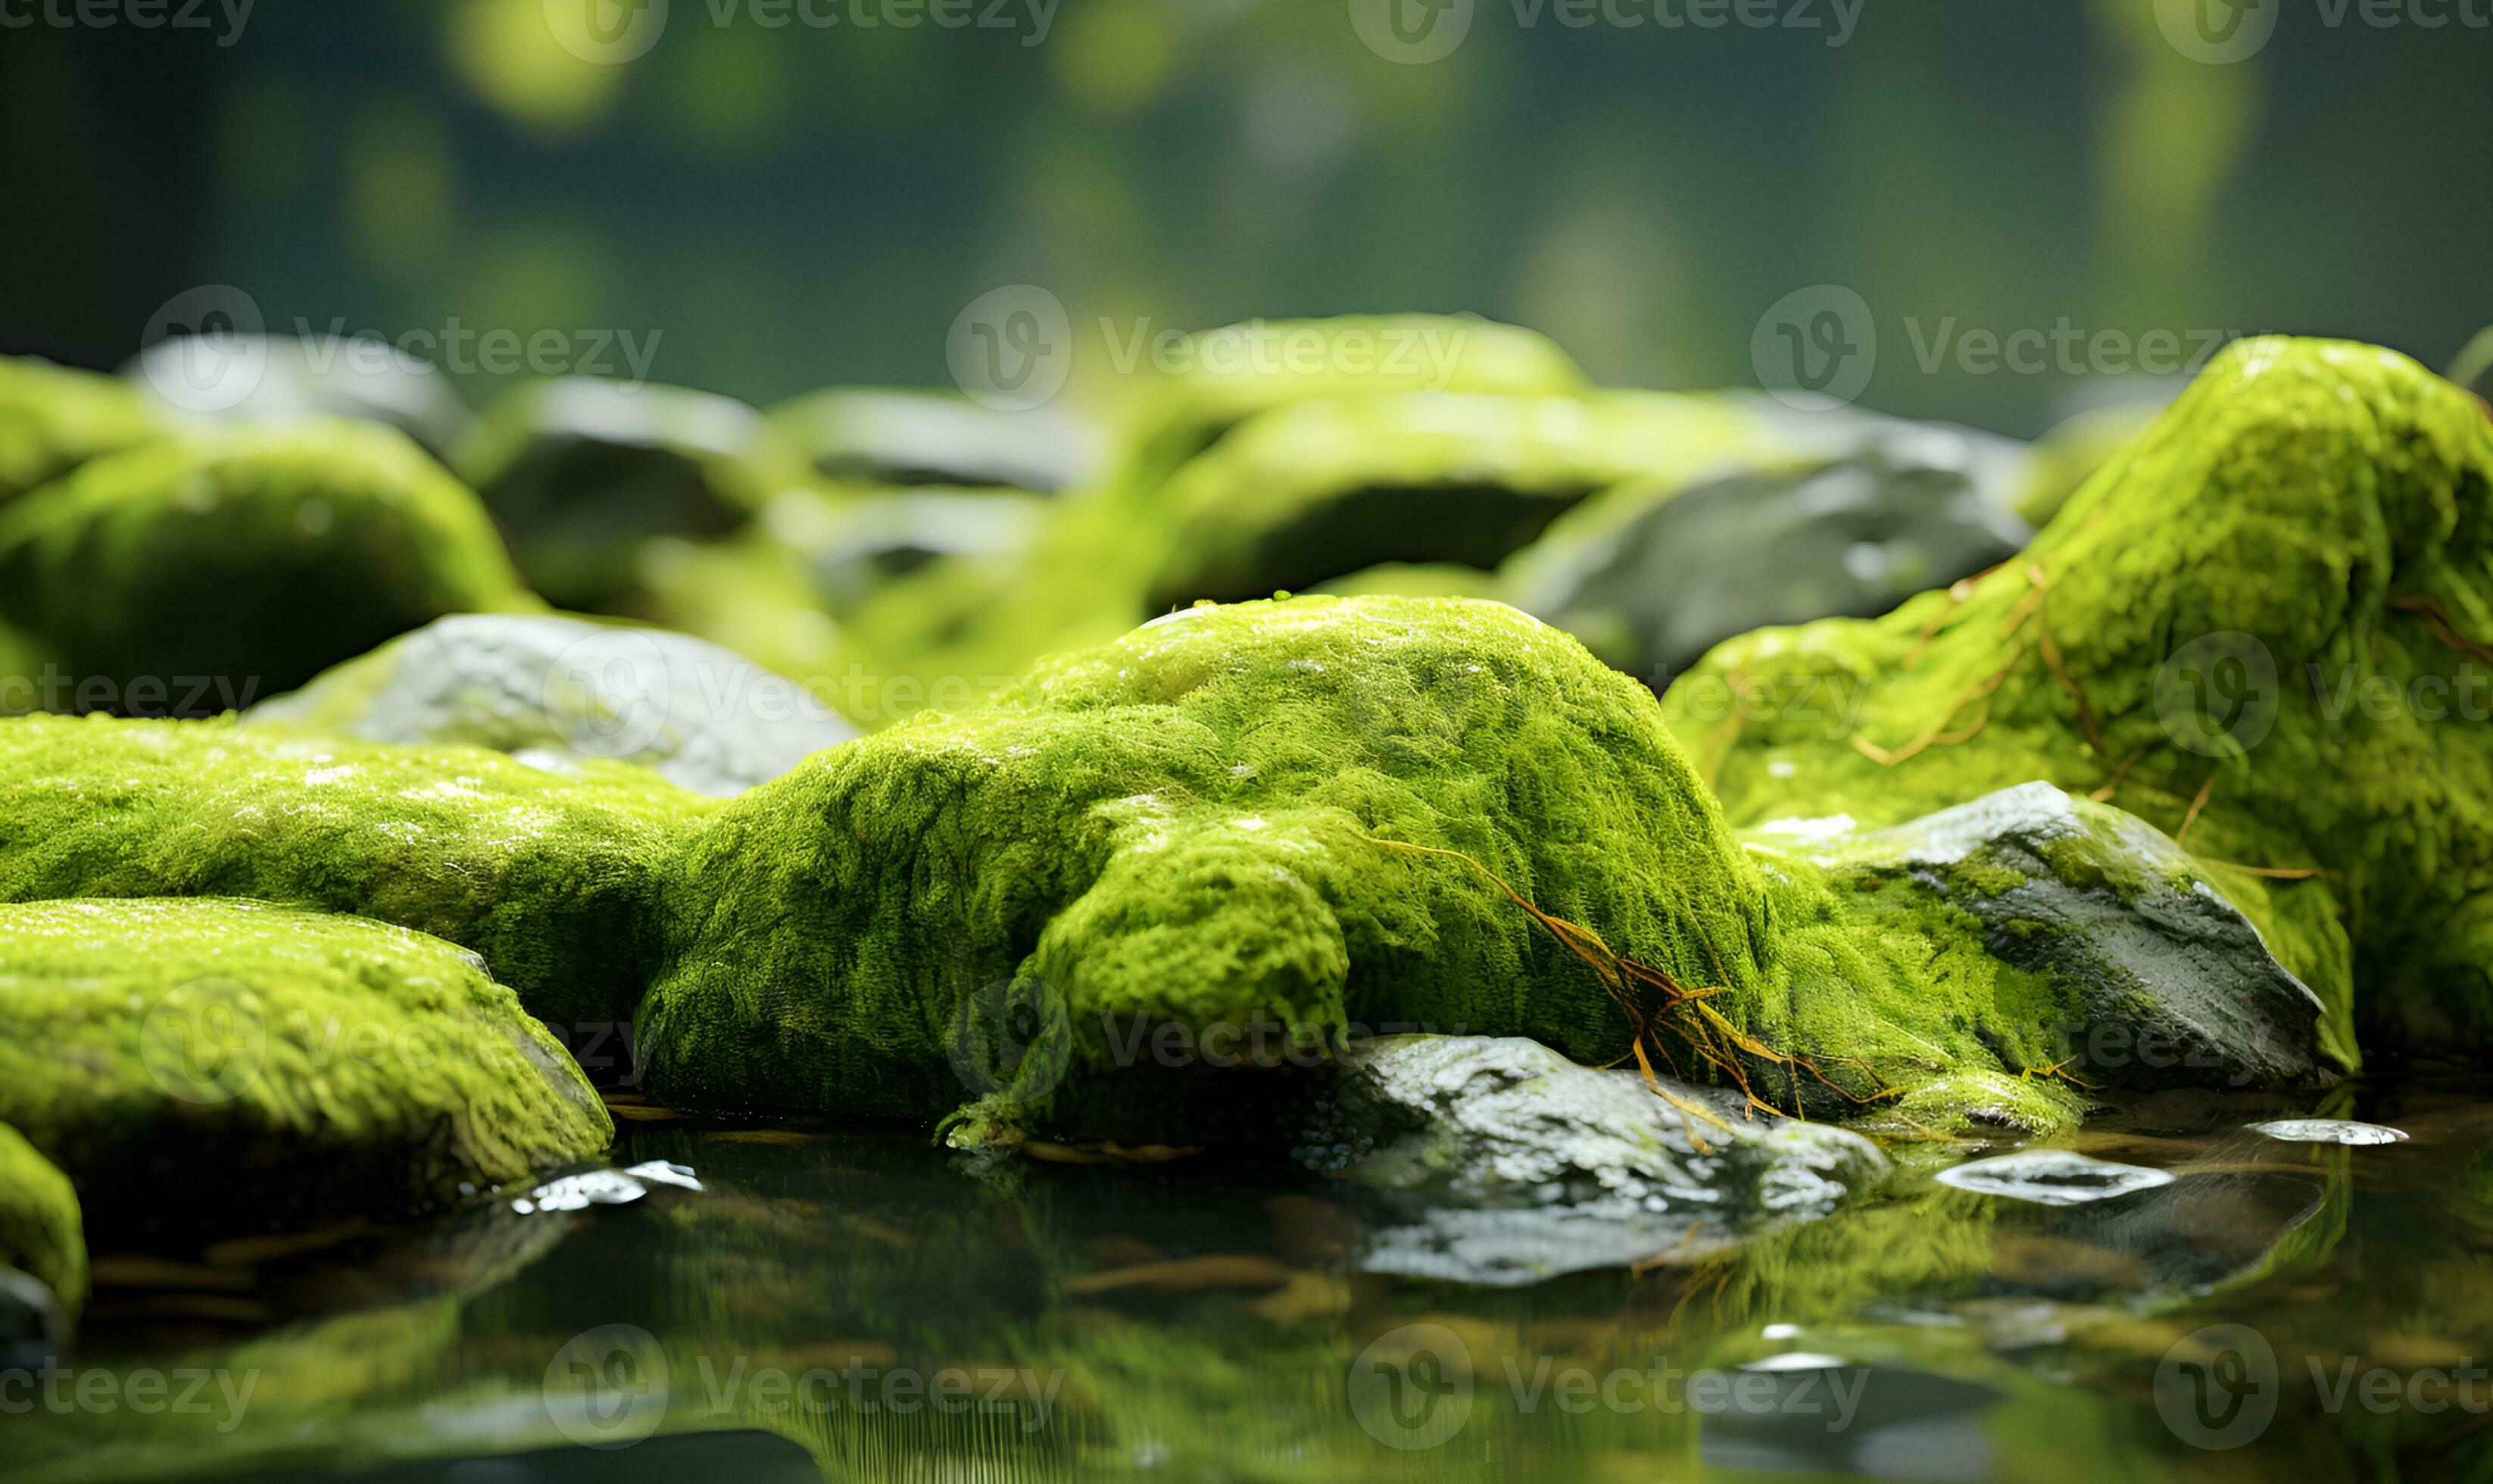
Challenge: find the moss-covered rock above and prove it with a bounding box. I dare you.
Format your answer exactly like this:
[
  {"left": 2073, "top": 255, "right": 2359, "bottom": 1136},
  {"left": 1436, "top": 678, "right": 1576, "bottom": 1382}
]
[
  {"left": 457, "top": 378, "right": 811, "bottom": 613},
  {"left": 770, "top": 486, "right": 1050, "bottom": 616},
  {"left": 0, "top": 355, "right": 167, "bottom": 507},
  {"left": 0, "top": 1121, "right": 83, "bottom": 1325},
  {"left": 0, "top": 898, "right": 610, "bottom": 1242},
  {"left": 1142, "top": 391, "right": 1766, "bottom": 613},
  {"left": 0, "top": 421, "right": 534, "bottom": 712},
  {"left": 247, "top": 613, "right": 857, "bottom": 797},
  {"left": 772, "top": 387, "right": 1102, "bottom": 494},
  {"left": 0, "top": 715, "right": 713, "bottom": 1025},
  {"left": 123, "top": 334, "right": 475, "bottom": 460},
  {"left": 1670, "top": 337, "right": 2493, "bottom": 1050}
]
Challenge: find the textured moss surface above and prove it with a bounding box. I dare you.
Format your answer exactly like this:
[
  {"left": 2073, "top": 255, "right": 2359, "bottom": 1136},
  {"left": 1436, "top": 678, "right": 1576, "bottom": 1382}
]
[
  {"left": 0, "top": 899, "right": 610, "bottom": 1238},
  {"left": 1142, "top": 391, "right": 1764, "bottom": 612},
  {"left": 1670, "top": 338, "right": 2493, "bottom": 1049},
  {"left": 0, "top": 420, "right": 535, "bottom": 710},
  {"left": 0, "top": 355, "right": 166, "bottom": 507},
  {"left": 0, "top": 715, "right": 713, "bottom": 1025},
  {"left": 0, "top": 1121, "right": 83, "bottom": 1318}
]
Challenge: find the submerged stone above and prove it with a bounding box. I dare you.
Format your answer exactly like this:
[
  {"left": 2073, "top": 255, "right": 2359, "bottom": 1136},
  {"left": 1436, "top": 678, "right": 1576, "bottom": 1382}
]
[
  {"left": 247, "top": 613, "right": 856, "bottom": 797},
  {"left": 0, "top": 714, "right": 713, "bottom": 1025},
  {"left": 0, "top": 1121, "right": 83, "bottom": 1327},
  {"left": 1509, "top": 444, "right": 2030, "bottom": 681},
  {"left": 1141, "top": 391, "right": 1762, "bottom": 613},
  {"left": 1299, "top": 1034, "right": 1887, "bottom": 1285},
  {"left": 0, "top": 355, "right": 167, "bottom": 507},
  {"left": 772, "top": 387, "right": 1102, "bottom": 494},
  {"left": 0, "top": 420, "right": 534, "bottom": 710},
  {"left": 1932, "top": 1149, "right": 2176, "bottom": 1206},
  {"left": 2249, "top": 1118, "right": 2407, "bottom": 1146},
  {"left": 457, "top": 377, "right": 811, "bottom": 613},
  {"left": 123, "top": 334, "right": 475, "bottom": 460},
  {"left": 0, "top": 899, "right": 611, "bottom": 1243}
]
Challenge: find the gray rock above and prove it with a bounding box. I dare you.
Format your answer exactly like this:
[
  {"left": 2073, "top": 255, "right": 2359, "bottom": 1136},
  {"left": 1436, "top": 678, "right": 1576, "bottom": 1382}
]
[
  {"left": 248, "top": 613, "right": 856, "bottom": 797},
  {"left": 1511, "top": 443, "right": 2030, "bottom": 681},
  {"left": 766, "top": 488, "right": 1048, "bottom": 613},
  {"left": 772, "top": 388, "right": 1103, "bottom": 494},
  {"left": 2248, "top": 1118, "right": 2406, "bottom": 1146},
  {"left": 0, "top": 1264, "right": 65, "bottom": 1376},
  {"left": 1298, "top": 1034, "right": 1888, "bottom": 1286},
  {"left": 1932, "top": 1149, "right": 2174, "bottom": 1206},
  {"left": 124, "top": 334, "right": 473, "bottom": 460},
  {"left": 1777, "top": 782, "right": 2327, "bottom": 1091}
]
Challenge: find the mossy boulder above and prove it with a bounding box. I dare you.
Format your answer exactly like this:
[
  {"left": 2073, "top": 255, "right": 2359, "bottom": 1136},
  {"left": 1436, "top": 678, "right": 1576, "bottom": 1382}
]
[
  {"left": 0, "top": 1122, "right": 83, "bottom": 1328},
  {"left": 248, "top": 613, "right": 857, "bottom": 797},
  {"left": 769, "top": 486, "right": 1050, "bottom": 616},
  {"left": 0, "top": 421, "right": 534, "bottom": 712},
  {"left": 0, "top": 355, "right": 167, "bottom": 507},
  {"left": 457, "top": 377, "right": 811, "bottom": 613},
  {"left": 123, "top": 334, "right": 475, "bottom": 460},
  {"left": 771, "top": 387, "right": 1101, "bottom": 494},
  {"left": 1141, "top": 391, "right": 1766, "bottom": 613},
  {"left": 0, "top": 715, "right": 713, "bottom": 1025},
  {"left": 1671, "top": 337, "right": 2493, "bottom": 1050},
  {"left": 0, "top": 898, "right": 610, "bottom": 1242}
]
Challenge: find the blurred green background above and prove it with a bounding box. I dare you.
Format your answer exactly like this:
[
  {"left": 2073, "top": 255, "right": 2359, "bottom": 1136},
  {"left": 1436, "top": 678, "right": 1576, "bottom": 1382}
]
[{"left": 2, "top": 0, "right": 2486, "bottom": 435}]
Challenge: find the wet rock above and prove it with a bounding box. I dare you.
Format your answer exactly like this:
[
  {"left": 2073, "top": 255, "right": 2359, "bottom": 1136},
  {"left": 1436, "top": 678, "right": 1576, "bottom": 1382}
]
[
  {"left": 1297, "top": 1034, "right": 1889, "bottom": 1285},
  {"left": 513, "top": 1160, "right": 703, "bottom": 1214},
  {"left": 767, "top": 488, "right": 1048, "bottom": 615},
  {"left": 457, "top": 378, "right": 811, "bottom": 612},
  {"left": 123, "top": 334, "right": 474, "bottom": 460},
  {"left": 1508, "top": 444, "right": 2030, "bottom": 681},
  {"left": 0, "top": 355, "right": 167, "bottom": 506},
  {"left": 248, "top": 613, "right": 856, "bottom": 797},
  {"left": 1783, "top": 782, "right": 2328, "bottom": 1093},
  {"left": 0, "top": 1122, "right": 83, "bottom": 1326},
  {"left": 0, "top": 898, "right": 612, "bottom": 1245},
  {"left": 1142, "top": 391, "right": 1761, "bottom": 612},
  {"left": 0, "top": 420, "right": 534, "bottom": 711},
  {"left": 772, "top": 388, "right": 1102, "bottom": 494},
  {"left": 2249, "top": 1118, "right": 2407, "bottom": 1146},
  {"left": 1932, "top": 1149, "right": 2175, "bottom": 1206}
]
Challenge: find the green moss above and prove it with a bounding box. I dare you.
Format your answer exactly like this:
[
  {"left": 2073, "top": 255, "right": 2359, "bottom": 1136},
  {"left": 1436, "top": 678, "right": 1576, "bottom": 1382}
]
[
  {"left": 0, "top": 356, "right": 167, "bottom": 507},
  {"left": 0, "top": 1121, "right": 83, "bottom": 1318},
  {"left": 1669, "top": 337, "right": 2493, "bottom": 1052},
  {"left": 0, "top": 420, "right": 535, "bottom": 710},
  {"left": 0, "top": 715, "right": 714, "bottom": 1025},
  {"left": 457, "top": 377, "right": 813, "bottom": 613},
  {"left": 2011, "top": 400, "right": 2161, "bottom": 527},
  {"left": 0, "top": 899, "right": 611, "bottom": 1241},
  {"left": 1141, "top": 391, "right": 1764, "bottom": 612}
]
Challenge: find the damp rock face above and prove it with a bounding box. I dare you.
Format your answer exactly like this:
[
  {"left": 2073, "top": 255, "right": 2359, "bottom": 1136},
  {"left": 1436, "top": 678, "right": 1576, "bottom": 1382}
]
[
  {"left": 1141, "top": 391, "right": 1761, "bottom": 613},
  {"left": 123, "top": 334, "right": 475, "bottom": 460},
  {"left": 1673, "top": 338, "right": 2493, "bottom": 1056},
  {"left": 1300, "top": 1034, "right": 1888, "bottom": 1285},
  {"left": 0, "top": 355, "right": 167, "bottom": 507},
  {"left": 0, "top": 421, "right": 534, "bottom": 711},
  {"left": 0, "top": 715, "right": 713, "bottom": 1025},
  {"left": 457, "top": 378, "right": 810, "bottom": 613},
  {"left": 772, "top": 388, "right": 1103, "bottom": 494},
  {"left": 248, "top": 613, "right": 857, "bottom": 797},
  {"left": 0, "top": 899, "right": 611, "bottom": 1243},
  {"left": 1780, "top": 783, "right": 2328, "bottom": 1093},
  {"left": 1510, "top": 445, "right": 2030, "bottom": 681},
  {"left": 0, "top": 1122, "right": 83, "bottom": 1327}
]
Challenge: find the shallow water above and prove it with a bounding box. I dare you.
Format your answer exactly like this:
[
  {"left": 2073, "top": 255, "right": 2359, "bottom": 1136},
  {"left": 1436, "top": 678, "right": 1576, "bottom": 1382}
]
[{"left": 12, "top": 1065, "right": 2492, "bottom": 1482}]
